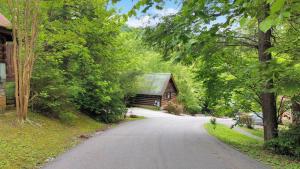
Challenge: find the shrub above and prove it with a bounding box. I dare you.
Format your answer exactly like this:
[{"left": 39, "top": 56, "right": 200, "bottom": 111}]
[
  {"left": 165, "top": 102, "right": 176, "bottom": 114},
  {"left": 210, "top": 117, "right": 217, "bottom": 129},
  {"left": 239, "top": 114, "right": 253, "bottom": 129},
  {"left": 265, "top": 125, "right": 300, "bottom": 159},
  {"left": 58, "top": 111, "right": 78, "bottom": 125},
  {"left": 94, "top": 106, "right": 127, "bottom": 123},
  {"left": 5, "top": 82, "right": 15, "bottom": 104},
  {"left": 185, "top": 105, "right": 201, "bottom": 115},
  {"left": 165, "top": 101, "right": 184, "bottom": 115},
  {"left": 75, "top": 73, "right": 127, "bottom": 123},
  {"left": 231, "top": 113, "right": 254, "bottom": 129},
  {"left": 129, "top": 114, "right": 138, "bottom": 118},
  {"left": 31, "top": 58, "right": 76, "bottom": 119}
]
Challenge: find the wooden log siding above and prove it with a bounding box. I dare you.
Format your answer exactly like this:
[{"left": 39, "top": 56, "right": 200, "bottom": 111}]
[
  {"left": 131, "top": 73, "right": 179, "bottom": 109},
  {"left": 0, "top": 38, "right": 5, "bottom": 110},
  {"left": 5, "top": 42, "right": 14, "bottom": 81},
  {"left": 161, "top": 80, "right": 177, "bottom": 108},
  {"left": 0, "top": 38, "right": 5, "bottom": 61},
  {"left": 132, "top": 94, "right": 161, "bottom": 107},
  {"left": 0, "top": 40, "right": 14, "bottom": 81},
  {"left": 0, "top": 13, "right": 13, "bottom": 110}
]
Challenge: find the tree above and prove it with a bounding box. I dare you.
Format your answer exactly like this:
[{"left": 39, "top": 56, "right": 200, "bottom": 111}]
[
  {"left": 121, "top": 0, "right": 299, "bottom": 140},
  {"left": 257, "top": 2, "right": 278, "bottom": 140},
  {"left": 8, "top": 0, "right": 40, "bottom": 122},
  {"left": 31, "top": 0, "right": 129, "bottom": 123}
]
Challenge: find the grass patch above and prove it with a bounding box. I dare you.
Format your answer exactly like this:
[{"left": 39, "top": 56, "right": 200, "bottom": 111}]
[
  {"left": 241, "top": 127, "right": 264, "bottom": 138},
  {"left": 240, "top": 125, "right": 290, "bottom": 138},
  {"left": 0, "top": 111, "right": 108, "bottom": 169},
  {"left": 125, "top": 115, "right": 145, "bottom": 122},
  {"left": 205, "top": 123, "right": 300, "bottom": 169}
]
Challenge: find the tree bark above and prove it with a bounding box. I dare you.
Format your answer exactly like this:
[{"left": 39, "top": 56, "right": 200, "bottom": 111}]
[
  {"left": 258, "top": 3, "right": 278, "bottom": 141},
  {"left": 8, "top": 0, "right": 39, "bottom": 122}
]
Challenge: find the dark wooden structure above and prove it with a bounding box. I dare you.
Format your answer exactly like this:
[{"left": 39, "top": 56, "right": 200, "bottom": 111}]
[
  {"left": 131, "top": 73, "right": 178, "bottom": 109},
  {"left": 0, "top": 13, "right": 13, "bottom": 110},
  {"left": 0, "top": 13, "right": 13, "bottom": 81}
]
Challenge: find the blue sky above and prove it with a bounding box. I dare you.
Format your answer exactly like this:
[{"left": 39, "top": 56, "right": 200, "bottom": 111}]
[
  {"left": 112, "top": 0, "right": 180, "bottom": 14},
  {"left": 110, "top": 0, "right": 181, "bottom": 28},
  {"left": 110, "top": 1, "right": 226, "bottom": 28}
]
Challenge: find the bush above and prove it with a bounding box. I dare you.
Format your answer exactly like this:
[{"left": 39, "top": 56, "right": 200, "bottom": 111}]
[
  {"left": 239, "top": 114, "right": 253, "bottom": 129},
  {"left": 5, "top": 82, "right": 15, "bottom": 104},
  {"left": 58, "top": 111, "right": 78, "bottom": 125},
  {"left": 185, "top": 104, "right": 201, "bottom": 115},
  {"left": 231, "top": 113, "right": 253, "bottom": 129},
  {"left": 75, "top": 72, "right": 128, "bottom": 123},
  {"left": 31, "top": 57, "right": 76, "bottom": 119},
  {"left": 265, "top": 125, "right": 300, "bottom": 158},
  {"left": 165, "top": 101, "right": 184, "bottom": 115},
  {"left": 231, "top": 113, "right": 254, "bottom": 129},
  {"left": 93, "top": 106, "right": 127, "bottom": 123},
  {"left": 210, "top": 117, "right": 217, "bottom": 129},
  {"left": 129, "top": 114, "right": 138, "bottom": 118}
]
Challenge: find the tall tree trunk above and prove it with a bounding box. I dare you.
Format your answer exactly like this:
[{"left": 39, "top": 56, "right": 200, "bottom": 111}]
[
  {"left": 8, "top": 0, "right": 39, "bottom": 122},
  {"left": 258, "top": 3, "right": 278, "bottom": 141}
]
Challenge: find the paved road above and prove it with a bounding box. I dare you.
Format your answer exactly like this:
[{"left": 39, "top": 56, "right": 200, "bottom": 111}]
[{"left": 43, "top": 108, "right": 269, "bottom": 169}]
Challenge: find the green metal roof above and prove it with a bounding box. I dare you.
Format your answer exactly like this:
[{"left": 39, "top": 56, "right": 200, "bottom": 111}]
[{"left": 137, "top": 73, "right": 177, "bottom": 96}]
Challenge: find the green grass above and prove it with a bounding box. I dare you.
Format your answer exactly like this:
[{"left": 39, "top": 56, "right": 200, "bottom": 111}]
[
  {"left": 241, "top": 127, "right": 264, "bottom": 138},
  {"left": 125, "top": 116, "right": 145, "bottom": 122},
  {"left": 205, "top": 123, "right": 300, "bottom": 169},
  {"left": 0, "top": 111, "right": 108, "bottom": 169},
  {"left": 240, "top": 125, "right": 290, "bottom": 138}
]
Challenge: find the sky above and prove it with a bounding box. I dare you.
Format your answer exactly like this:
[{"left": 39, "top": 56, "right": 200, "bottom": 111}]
[{"left": 110, "top": 0, "right": 182, "bottom": 28}]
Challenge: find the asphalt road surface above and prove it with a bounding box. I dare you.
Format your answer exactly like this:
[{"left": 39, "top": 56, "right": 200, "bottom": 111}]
[{"left": 43, "top": 108, "right": 269, "bottom": 169}]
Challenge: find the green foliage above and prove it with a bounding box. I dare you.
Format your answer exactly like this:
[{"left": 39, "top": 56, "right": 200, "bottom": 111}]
[
  {"left": 118, "top": 29, "right": 202, "bottom": 114},
  {"left": 210, "top": 117, "right": 217, "bottom": 129},
  {"left": 31, "top": 55, "right": 75, "bottom": 117},
  {"left": 129, "top": 114, "right": 138, "bottom": 118},
  {"left": 29, "top": 0, "right": 133, "bottom": 122},
  {"left": 58, "top": 111, "right": 78, "bottom": 125},
  {"left": 5, "top": 82, "right": 15, "bottom": 104},
  {"left": 265, "top": 125, "right": 300, "bottom": 159},
  {"left": 140, "top": 0, "right": 300, "bottom": 123}
]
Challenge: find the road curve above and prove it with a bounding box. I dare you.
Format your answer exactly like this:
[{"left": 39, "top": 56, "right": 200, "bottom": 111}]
[{"left": 43, "top": 108, "right": 269, "bottom": 169}]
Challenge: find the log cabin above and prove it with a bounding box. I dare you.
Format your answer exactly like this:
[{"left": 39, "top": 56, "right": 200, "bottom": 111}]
[
  {"left": 0, "top": 13, "right": 13, "bottom": 111},
  {"left": 131, "top": 73, "right": 179, "bottom": 109}
]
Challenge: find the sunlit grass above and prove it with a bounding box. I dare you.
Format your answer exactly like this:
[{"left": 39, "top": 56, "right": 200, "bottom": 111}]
[
  {"left": 205, "top": 123, "right": 300, "bottom": 169},
  {"left": 0, "top": 111, "right": 107, "bottom": 169},
  {"left": 240, "top": 126, "right": 264, "bottom": 138}
]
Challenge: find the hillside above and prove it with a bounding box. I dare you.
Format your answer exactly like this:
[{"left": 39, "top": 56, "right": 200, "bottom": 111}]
[{"left": 0, "top": 111, "right": 107, "bottom": 169}]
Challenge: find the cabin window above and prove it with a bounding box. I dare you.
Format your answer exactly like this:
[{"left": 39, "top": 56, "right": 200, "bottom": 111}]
[
  {"left": 154, "top": 100, "right": 160, "bottom": 107},
  {"left": 0, "top": 63, "right": 6, "bottom": 82},
  {"left": 167, "top": 92, "right": 171, "bottom": 99}
]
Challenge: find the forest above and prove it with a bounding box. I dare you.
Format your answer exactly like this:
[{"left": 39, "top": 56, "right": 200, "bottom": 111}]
[{"left": 0, "top": 0, "right": 299, "bottom": 168}]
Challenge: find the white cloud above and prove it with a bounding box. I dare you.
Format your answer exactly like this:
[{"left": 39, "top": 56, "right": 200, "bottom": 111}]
[
  {"left": 154, "top": 8, "right": 178, "bottom": 17},
  {"left": 126, "top": 8, "right": 179, "bottom": 28},
  {"left": 127, "top": 15, "right": 160, "bottom": 28}
]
